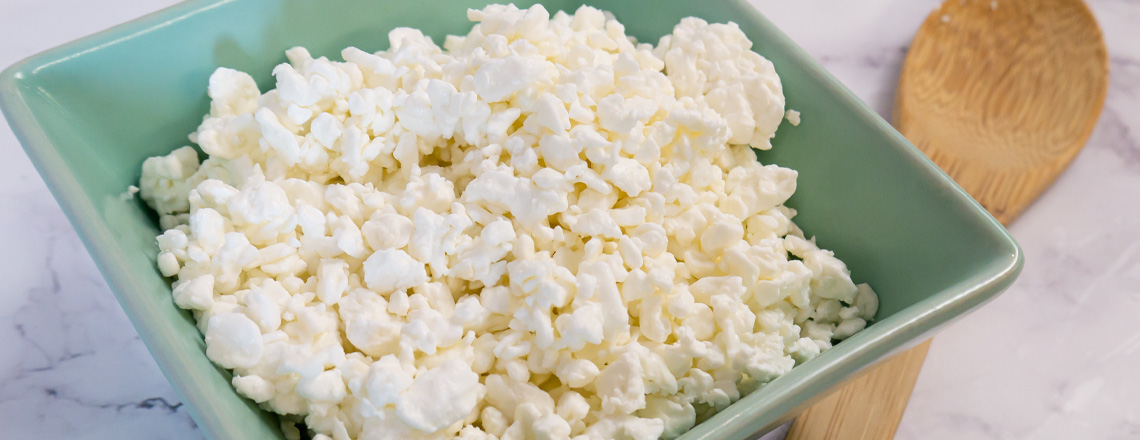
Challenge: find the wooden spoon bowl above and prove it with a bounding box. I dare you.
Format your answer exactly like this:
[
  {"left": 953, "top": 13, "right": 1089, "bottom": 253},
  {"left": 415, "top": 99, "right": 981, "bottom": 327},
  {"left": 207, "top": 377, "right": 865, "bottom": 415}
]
[
  {"left": 789, "top": 0, "right": 1107, "bottom": 438},
  {"left": 895, "top": 0, "right": 1108, "bottom": 224}
]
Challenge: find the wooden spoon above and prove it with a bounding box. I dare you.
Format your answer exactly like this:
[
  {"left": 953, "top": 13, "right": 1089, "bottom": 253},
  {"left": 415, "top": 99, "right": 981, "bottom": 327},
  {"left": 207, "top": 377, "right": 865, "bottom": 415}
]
[{"left": 787, "top": 0, "right": 1107, "bottom": 438}]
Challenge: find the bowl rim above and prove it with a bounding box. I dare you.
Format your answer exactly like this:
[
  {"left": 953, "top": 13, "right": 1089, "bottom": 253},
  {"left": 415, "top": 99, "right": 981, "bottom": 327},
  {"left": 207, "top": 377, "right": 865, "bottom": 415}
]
[{"left": 0, "top": 0, "right": 1024, "bottom": 438}]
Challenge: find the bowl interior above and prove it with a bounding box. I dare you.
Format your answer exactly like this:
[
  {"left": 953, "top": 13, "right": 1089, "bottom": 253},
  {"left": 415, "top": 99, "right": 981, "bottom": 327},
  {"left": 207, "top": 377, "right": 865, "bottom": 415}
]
[{"left": 0, "top": 0, "right": 1021, "bottom": 439}]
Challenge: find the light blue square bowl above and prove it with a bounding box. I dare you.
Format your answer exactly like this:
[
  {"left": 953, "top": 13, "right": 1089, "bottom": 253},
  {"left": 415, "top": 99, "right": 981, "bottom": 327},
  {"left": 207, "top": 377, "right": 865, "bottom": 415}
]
[{"left": 0, "top": 0, "right": 1022, "bottom": 438}]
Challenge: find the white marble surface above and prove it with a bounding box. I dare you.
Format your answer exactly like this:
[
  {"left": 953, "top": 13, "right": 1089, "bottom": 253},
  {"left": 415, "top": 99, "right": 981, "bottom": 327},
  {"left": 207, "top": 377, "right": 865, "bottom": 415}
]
[{"left": 1, "top": 0, "right": 1137, "bottom": 438}]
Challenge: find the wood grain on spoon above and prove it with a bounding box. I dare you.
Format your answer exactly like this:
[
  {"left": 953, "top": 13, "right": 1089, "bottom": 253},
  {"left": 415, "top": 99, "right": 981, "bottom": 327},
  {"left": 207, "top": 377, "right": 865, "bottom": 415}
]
[{"left": 788, "top": 0, "right": 1107, "bottom": 438}]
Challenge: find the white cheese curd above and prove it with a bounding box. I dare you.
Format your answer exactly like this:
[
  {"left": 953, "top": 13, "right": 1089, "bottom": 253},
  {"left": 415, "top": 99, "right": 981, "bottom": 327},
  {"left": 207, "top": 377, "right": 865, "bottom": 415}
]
[
  {"left": 785, "top": 109, "right": 802, "bottom": 127},
  {"left": 140, "top": 4, "right": 878, "bottom": 439}
]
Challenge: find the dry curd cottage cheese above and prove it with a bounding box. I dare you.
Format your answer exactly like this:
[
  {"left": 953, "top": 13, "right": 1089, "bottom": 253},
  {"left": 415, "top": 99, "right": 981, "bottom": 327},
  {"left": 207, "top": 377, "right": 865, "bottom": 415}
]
[{"left": 139, "top": 4, "right": 878, "bottom": 439}]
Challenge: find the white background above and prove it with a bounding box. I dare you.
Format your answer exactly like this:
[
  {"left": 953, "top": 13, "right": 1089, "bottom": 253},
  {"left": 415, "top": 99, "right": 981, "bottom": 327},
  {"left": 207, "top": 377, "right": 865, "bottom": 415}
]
[{"left": 1, "top": 0, "right": 1138, "bottom": 438}]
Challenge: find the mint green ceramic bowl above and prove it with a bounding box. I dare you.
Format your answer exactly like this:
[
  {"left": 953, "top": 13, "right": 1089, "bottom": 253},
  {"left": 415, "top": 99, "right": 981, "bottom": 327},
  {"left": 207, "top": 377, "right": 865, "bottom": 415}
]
[{"left": 0, "top": 0, "right": 1022, "bottom": 438}]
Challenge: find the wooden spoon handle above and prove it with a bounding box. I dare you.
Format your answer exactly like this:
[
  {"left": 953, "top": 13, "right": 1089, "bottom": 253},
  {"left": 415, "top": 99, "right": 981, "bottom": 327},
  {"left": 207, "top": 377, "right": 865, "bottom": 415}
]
[{"left": 786, "top": 341, "right": 932, "bottom": 439}]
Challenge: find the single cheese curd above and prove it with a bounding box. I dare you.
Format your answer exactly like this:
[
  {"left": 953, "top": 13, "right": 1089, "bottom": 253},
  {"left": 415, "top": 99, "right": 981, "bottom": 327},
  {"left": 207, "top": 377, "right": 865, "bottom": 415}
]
[{"left": 139, "top": 4, "right": 878, "bottom": 439}]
